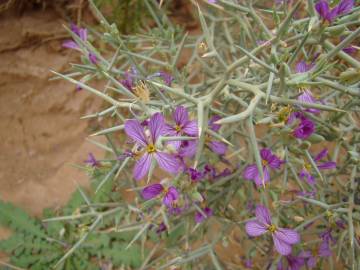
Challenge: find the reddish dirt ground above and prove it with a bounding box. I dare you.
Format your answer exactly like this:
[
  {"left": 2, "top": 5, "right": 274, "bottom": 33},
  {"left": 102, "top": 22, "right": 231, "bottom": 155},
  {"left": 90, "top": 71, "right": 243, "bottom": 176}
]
[{"left": 0, "top": 8, "right": 104, "bottom": 230}]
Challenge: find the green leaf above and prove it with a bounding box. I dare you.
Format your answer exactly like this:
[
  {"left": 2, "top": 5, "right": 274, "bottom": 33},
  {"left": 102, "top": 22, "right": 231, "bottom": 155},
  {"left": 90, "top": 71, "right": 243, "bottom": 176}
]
[
  {"left": 102, "top": 242, "right": 144, "bottom": 268},
  {"left": 0, "top": 200, "right": 47, "bottom": 239}
]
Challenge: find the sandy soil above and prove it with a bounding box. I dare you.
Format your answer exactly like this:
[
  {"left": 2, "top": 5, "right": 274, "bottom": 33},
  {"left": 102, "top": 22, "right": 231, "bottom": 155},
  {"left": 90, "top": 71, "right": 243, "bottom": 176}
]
[{"left": 0, "top": 8, "right": 104, "bottom": 225}]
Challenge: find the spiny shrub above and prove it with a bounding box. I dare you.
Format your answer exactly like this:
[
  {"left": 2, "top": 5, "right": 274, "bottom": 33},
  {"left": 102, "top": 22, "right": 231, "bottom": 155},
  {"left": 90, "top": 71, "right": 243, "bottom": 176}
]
[{"left": 3, "top": 0, "right": 360, "bottom": 269}]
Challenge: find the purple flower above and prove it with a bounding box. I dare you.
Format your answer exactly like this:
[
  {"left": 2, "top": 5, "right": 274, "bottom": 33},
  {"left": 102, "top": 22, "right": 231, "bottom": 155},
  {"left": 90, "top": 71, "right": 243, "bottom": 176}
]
[
  {"left": 297, "top": 90, "right": 321, "bottom": 114},
  {"left": 299, "top": 148, "right": 336, "bottom": 185},
  {"left": 243, "top": 148, "right": 284, "bottom": 187},
  {"left": 195, "top": 207, "right": 213, "bottom": 223},
  {"left": 206, "top": 116, "right": 228, "bottom": 155},
  {"left": 120, "top": 67, "right": 138, "bottom": 91},
  {"left": 294, "top": 61, "right": 323, "bottom": 114},
  {"left": 208, "top": 0, "right": 217, "bottom": 3},
  {"left": 299, "top": 241, "right": 332, "bottom": 269},
  {"left": 315, "top": 0, "right": 333, "bottom": 22},
  {"left": 84, "top": 153, "right": 100, "bottom": 167},
  {"left": 156, "top": 222, "right": 167, "bottom": 234},
  {"left": 293, "top": 117, "right": 315, "bottom": 139},
  {"left": 244, "top": 259, "right": 253, "bottom": 268},
  {"left": 188, "top": 168, "right": 204, "bottom": 182},
  {"left": 63, "top": 23, "right": 99, "bottom": 65},
  {"left": 158, "top": 71, "right": 174, "bottom": 86},
  {"left": 295, "top": 60, "right": 313, "bottom": 73},
  {"left": 315, "top": 0, "right": 354, "bottom": 23},
  {"left": 343, "top": 45, "right": 358, "bottom": 54},
  {"left": 141, "top": 183, "right": 179, "bottom": 207},
  {"left": 335, "top": 0, "right": 355, "bottom": 15},
  {"left": 256, "top": 40, "right": 271, "bottom": 47},
  {"left": 320, "top": 228, "right": 336, "bottom": 244},
  {"left": 178, "top": 115, "right": 227, "bottom": 157},
  {"left": 277, "top": 254, "right": 305, "bottom": 270},
  {"left": 88, "top": 52, "right": 98, "bottom": 65},
  {"left": 297, "top": 190, "right": 316, "bottom": 198},
  {"left": 124, "top": 113, "right": 180, "bottom": 180},
  {"left": 214, "top": 168, "right": 232, "bottom": 180},
  {"left": 63, "top": 23, "right": 87, "bottom": 50},
  {"left": 287, "top": 112, "right": 315, "bottom": 139},
  {"left": 76, "top": 84, "right": 83, "bottom": 91},
  {"left": 164, "top": 106, "right": 198, "bottom": 149},
  {"left": 204, "top": 164, "right": 216, "bottom": 177},
  {"left": 245, "top": 205, "right": 300, "bottom": 255}
]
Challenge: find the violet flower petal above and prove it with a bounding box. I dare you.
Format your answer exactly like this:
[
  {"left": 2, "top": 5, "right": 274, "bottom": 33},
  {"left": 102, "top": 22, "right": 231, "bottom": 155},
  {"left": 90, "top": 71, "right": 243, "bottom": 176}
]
[
  {"left": 318, "top": 240, "right": 332, "bottom": 257},
  {"left": 299, "top": 169, "right": 316, "bottom": 185},
  {"left": 159, "top": 71, "right": 173, "bottom": 86},
  {"left": 327, "top": 7, "right": 340, "bottom": 22},
  {"left": 178, "top": 140, "right": 198, "bottom": 157},
  {"left": 208, "top": 140, "right": 227, "bottom": 155},
  {"left": 255, "top": 204, "right": 272, "bottom": 225},
  {"left": 84, "top": 153, "right": 99, "bottom": 167},
  {"left": 125, "top": 119, "right": 148, "bottom": 146},
  {"left": 182, "top": 120, "right": 198, "bottom": 136},
  {"left": 70, "top": 23, "right": 80, "bottom": 35},
  {"left": 243, "top": 164, "right": 258, "bottom": 180},
  {"left": 260, "top": 148, "right": 272, "bottom": 161},
  {"left": 154, "top": 152, "right": 179, "bottom": 174},
  {"left": 195, "top": 207, "right": 213, "bottom": 223},
  {"left": 89, "top": 52, "right": 98, "bottom": 64},
  {"left": 63, "top": 40, "right": 79, "bottom": 50},
  {"left": 336, "top": 0, "right": 354, "bottom": 15},
  {"left": 267, "top": 155, "right": 283, "bottom": 169},
  {"left": 79, "top": 28, "right": 88, "bottom": 41},
  {"left": 141, "top": 183, "right": 164, "bottom": 200},
  {"left": 209, "top": 115, "right": 222, "bottom": 132},
  {"left": 245, "top": 220, "right": 268, "bottom": 237},
  {"left": 307, "top": 256, "right": 317, "bottom": 268},
  {"left": 293, "top": 118, "right": 315, "bottom": 139},
  {"left": 275, "top": 228, "right": 300, "bottom": 245},
  {"left": 314, "top": 148, "right": 328, "bottom": 161},
  {"left": 295, "top": 60, "right": 313, "bottom": 73},
  {"left": 134, "top": 153, "right": 152, "bottom": 180},
  {"left": 298, "top": 90, "right": 320, "bottom": 114},
  {"left": 317, "top": 161, "right": 336, "bottom": 170},
  {"left": 163, "top": 186, "right": 179, "bottom": 206},
  {"left": 343, "top": 46, "right": 357, "bottom": 54},
  {"left": 273, "top": 235, "right": 293, "bottom": 255},
  {"left": 149, "top": 112, "right": 165, "bottom": 143},
  {"left": 173, "top": 106, "right": 189, "bottom": 125},
  {"left": 315, "top": 0, "right": 330, "bottom": 20},
  {"left": 254, "top": 166, "right": 270, "bottom": 187}
]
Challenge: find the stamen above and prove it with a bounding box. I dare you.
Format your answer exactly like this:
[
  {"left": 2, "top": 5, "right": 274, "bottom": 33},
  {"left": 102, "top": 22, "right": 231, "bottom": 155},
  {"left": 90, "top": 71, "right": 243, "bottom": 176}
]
[
  {"left": 262, "top": 159, "right": 268, "bottom": 166},
  {"left": 175, "top": 125, "right": 182, "bottom": 132},
  {"left": 146, "top": 144, "right": 156, "bottom": 153},
  {"left": 304, "top": 162, "right": 312, "bottom": 171},
  {"left": 267, "top": 224, "right": 277, "bottom": 233}
]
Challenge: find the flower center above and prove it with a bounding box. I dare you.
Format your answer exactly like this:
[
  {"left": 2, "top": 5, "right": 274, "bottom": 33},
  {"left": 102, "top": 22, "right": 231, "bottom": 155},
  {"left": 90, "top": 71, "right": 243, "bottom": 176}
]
[
  {"left": 325, "top": 210, "right": 333, "bottom": 219},
  {"left": 175, "top": 125, "right": 182, "bottom": 132},
  {"left": 146, "top": 144, "right": 156, "bottom": 153},
  {"left": 267, "top": 224, "right": 277, "bottom": 233},
  {"left": 262, "top": 159, "right": 268, "bottom": 166},
  {"left": 278, "top": 106, "right": 292, "bottom": 122},
  {"left": 304, "top": 162, "right": 312, "bottom": 171}
]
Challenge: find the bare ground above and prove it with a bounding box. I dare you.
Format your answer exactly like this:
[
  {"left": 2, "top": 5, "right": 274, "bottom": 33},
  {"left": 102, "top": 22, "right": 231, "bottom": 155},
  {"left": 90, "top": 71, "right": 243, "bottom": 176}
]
[{"left": 0, "top": 8, "right": 103, "bottom": 228}]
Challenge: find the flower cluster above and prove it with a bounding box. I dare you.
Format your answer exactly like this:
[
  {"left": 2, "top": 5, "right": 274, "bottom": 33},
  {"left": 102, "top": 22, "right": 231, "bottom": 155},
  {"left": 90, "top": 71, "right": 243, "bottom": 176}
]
[
  {"left": 63, "top": 23, "right": 98, "bottom": 65},
  {"left": 246, "top": 205, "right": 300, "bottom": 255},
  {"left": 315, "top": 0, "right": 354, "bottom": 23},
  {"left": 67, "top": 0, "right": 359, "bottom": 268},
  {"left": 123, "top": 107, "right": 229, "bottom": 222}
]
